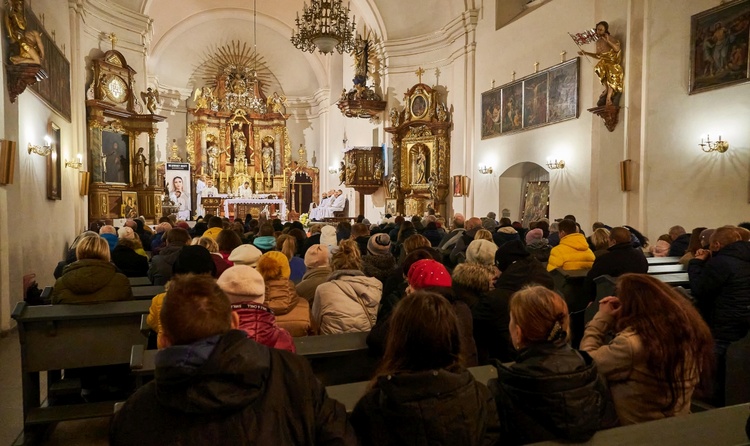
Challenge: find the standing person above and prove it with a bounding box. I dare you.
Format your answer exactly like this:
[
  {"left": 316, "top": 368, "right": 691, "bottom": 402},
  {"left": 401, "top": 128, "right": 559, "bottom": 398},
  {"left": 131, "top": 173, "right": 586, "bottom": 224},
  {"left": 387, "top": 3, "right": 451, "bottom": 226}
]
[
  {"left": 111, "top": 274, "right": 355, "bottom": 446},
  {"left": 488, "top": 286, "right": 616, "bottom": 444},
  {"left": 351, "top": 291, "right": 501, "bottom": 445},
  {"left": 581, "top": 274, "right": 714, "bottom": 424}
]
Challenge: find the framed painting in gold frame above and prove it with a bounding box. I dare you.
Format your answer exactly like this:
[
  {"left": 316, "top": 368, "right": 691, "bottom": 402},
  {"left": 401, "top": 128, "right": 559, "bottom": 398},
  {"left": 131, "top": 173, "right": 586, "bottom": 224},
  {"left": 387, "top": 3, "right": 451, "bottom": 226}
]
[{"left": 47, "top": 122, "right": 61, "bottom": 200}]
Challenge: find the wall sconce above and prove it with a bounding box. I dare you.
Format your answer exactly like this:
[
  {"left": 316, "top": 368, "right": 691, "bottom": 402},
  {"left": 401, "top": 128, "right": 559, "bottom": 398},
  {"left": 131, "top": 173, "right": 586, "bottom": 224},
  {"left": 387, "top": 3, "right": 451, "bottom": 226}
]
[
  {"left": 699, "top": 135, "right": 729, "bottom": 153},
  {"left": 478, "top": 164, "right": 493, "bottom": 175},
  {"left": 546, "top": 159, "right": 566, "bottom": 170},
  {"left": 65, "top": 154, "right": 83, "bottom": 169},
  {"left": 28, "top": 136, "right": 52, "bottom": 156},
  {"left": 328, "top": 166, "right": 338, "bottom": 174}
]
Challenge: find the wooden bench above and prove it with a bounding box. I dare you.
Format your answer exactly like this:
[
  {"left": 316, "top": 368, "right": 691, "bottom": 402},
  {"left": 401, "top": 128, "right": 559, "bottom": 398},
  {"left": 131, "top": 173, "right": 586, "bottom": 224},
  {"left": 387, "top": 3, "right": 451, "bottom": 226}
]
[
  {"left": 11, "top": 300, "right": 151, "bottom": 445},
  {"left": 326, "top": 365, "right": 498, "bottom": 413},
  {"left": 654, "top": 272, "right": 690, "bottom": 287},
  {"left": 131, "top": 330, "right": 375, "bottom": 387},
  {"left": 128, "top": 276, "right": 152, "bottom": 287},
  {"left": 550, "top": 268, "right": 589, "bottom": 348},
  {"left": 131, "top": 285, "right": 164, "bottom": 300},
  {"left": 648, "top": 263, "right": 687, "bottom": 274},
  {"left": 646, "top": 256, "right": 682, "bottom": 265},
  {"left": 725, "top": 331, "right": 750, "bottom": 406},
  {"left": 530, "top": 403, "right": 750, "bottom": 445}
]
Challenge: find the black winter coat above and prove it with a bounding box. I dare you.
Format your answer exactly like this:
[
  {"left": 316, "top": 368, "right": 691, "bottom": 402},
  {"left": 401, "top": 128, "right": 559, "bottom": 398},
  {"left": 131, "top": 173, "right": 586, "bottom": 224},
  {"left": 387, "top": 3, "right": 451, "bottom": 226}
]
[
  {"left": 489, "top": 342, "right": 617, "bottom": 445},
  {"left": 689, "top": 241, "right": 750, "bottom": 341},
  {"left": 110, "top": 330, "right": 355, "bottom": 446},
  {"left": 351, "top": 367, "right": 501, "bottom": 446},
  {"left": 148, "top": 245, "right": 183, "bottom": 285},
  {"left": 669, "top": 233, "right": 691, "bottom": 257},
  {"left": 584, "top": 243, "right": 648, "bottom": 299},
  {"left": 112, "top": 244, "right": 149, "bottom": 277}
]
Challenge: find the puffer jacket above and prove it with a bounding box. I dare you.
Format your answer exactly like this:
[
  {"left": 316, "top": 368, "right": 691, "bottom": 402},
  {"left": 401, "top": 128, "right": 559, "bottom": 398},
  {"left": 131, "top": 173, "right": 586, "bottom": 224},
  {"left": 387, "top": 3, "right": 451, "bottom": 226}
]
[
  {"left": 265, "top": 279, "right": 311, "bottom": 337},
  {"left": 312, "top": 270, "right": 382, "bottom": 334},
  {"left": 51, "top": 259, "right": 132, "bottom": 304},
  {"left": 110, "top": 330, "right": 354, "bottom": 446},
  {"left": 361, "top": 254, "right": 397, "bottom": 285},
  {"left": 351, "top": 367, "right": 501, "bottom": 446},
  {"left": 689, "top": 240, "right": 750, "bottom": 341},
  {"left": 296, "top": 266, "right": 332, "bottom": 303},
  {"left": 547, "top": 233, "right": 595, "bottom": 272},
  {"left": 148, "top": 245, "right": 184, "bottom": 285},
  {"left": 231, "top": 302, "right": 295, "bottom": 353},
  {"left": 489, "top": 342, "right": 617, "bottom": 444}
]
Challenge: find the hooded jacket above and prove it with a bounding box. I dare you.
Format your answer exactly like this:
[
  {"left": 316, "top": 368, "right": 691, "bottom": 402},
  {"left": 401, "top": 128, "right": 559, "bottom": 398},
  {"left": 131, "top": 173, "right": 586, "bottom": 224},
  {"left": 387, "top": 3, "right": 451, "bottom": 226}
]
[
  {"left": 296, "top": 266, "right": 332, "bottom": 303},
  {"left": 148, "top": 244, "right": 184, "bottom": 285},
  {"left": 51, "top": 259, "right": 132, "bottom": 304},
  {"left": 101, "top": 232, "right": 119, "bottom": 252},
  {"left": 112, "top": 243, "right": 149, "bottom": 277},
  {"left": 232, "top": 302, "right": 296, "bottom": 353},
  {"left": 489, "top": 342, "right": 617, "bottom": 444},
  {"left": 110, "top": 330, "right": 354, "bottom": 446},
  {"left": 265, "top": 278, "right": 311, "bottom": 337},
  {"left": 689, "top": 240, "right": 750, "bottom": 341},
  {"left": 547, "top": 233, "right": 596, "bottom": 272},
  {"left": 351, "top": 367, "right": 501, "bottom": 446},
  {"left": 312, "top": 270, "right": 382, "bottom": 334}
]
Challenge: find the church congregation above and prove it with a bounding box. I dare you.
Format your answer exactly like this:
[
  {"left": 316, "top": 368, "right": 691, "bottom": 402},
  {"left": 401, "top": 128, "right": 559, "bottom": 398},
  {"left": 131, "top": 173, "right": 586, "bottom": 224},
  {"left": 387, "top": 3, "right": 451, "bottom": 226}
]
[{"left": 1, "top": 0, "right": 750, "bottom": 444}]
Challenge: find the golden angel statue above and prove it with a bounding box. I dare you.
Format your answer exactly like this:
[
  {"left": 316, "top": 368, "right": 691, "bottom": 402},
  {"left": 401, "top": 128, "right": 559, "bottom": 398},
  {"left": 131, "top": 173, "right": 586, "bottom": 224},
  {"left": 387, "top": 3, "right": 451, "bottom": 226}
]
[
  {"left": 192, "top": 87, "right": 209, "bottom": 110},
  {"left": 267, "top": 92, "right": 287, "bottom": 114},
  {"left": 140, "top": 88, "right": 161, "bottom": 114}
]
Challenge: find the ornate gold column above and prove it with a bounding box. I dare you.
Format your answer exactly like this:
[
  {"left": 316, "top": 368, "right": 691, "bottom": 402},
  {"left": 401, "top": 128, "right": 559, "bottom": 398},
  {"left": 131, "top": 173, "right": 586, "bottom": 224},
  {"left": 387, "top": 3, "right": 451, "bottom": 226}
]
[{"left": 148, "top": 129, "right": 157, "bottom": 187}]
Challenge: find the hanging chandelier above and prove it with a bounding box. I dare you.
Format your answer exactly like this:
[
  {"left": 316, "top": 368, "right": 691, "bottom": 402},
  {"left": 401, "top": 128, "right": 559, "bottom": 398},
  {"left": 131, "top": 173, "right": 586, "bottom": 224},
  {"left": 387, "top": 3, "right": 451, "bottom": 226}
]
[{"left": 291, "top": 0, "right": 356, "bottom": 55}]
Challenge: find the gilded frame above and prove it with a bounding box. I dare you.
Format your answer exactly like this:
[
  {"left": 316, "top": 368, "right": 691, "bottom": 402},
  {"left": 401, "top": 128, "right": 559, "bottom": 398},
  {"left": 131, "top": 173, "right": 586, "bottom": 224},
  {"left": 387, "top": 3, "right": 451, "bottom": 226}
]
[
  {"left": 689, "top": 0, "right": 750, "bottom": 94},
  {"left": 47, "top": 122, "right": 61, "bottom": 200},
  {"left": 410, "top": 93, "right": 429, "bottom": 120}
]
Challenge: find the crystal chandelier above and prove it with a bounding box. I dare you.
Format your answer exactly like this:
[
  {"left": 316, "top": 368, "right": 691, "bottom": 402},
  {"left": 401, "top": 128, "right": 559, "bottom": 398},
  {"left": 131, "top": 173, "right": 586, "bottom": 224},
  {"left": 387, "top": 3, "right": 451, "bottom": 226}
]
[{"left": 291, "top": 0, "right": 356, "bottom": 55}]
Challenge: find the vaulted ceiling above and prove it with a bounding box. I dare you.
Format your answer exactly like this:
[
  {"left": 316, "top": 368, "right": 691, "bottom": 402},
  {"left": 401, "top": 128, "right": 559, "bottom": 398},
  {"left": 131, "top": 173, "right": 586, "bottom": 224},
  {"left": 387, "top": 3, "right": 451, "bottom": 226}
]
[{"left": 107, "top": 0, "right": 472, "bottom": 97}]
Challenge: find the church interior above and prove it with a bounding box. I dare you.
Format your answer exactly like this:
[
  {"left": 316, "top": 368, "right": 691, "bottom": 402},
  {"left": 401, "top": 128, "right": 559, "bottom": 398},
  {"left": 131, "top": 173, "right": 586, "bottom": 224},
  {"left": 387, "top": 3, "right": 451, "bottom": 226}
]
[{"left": 0, "top": 0, "right": 749, "bottom": 441}]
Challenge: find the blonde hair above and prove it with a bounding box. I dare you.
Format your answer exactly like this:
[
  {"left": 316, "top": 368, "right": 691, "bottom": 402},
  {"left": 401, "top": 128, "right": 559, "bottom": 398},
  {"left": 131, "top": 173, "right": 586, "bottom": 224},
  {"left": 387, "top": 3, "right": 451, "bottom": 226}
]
[
  {"left": 331, "top": 239, "right": 361, "bottom": 271},
  {"left": 402, "top": 234, "right": 431, "bottom": 255},
  {"left": 510, "top": 286, "right": 570, "bottom": 344},
  {"left": 193, "top": 236, "right": 219, "bottom": 253},
  {"left": 590, "top": 228, "right": 611, "bottom": 251},
  {"left": 76, "top": 236, "right": 111, "bottom": 262},
  {"left": 474, "top": 229, "right": 493, "bottom": 241},
  {"left": 276, "top": 234, "right": 297, "bottom": 260}
]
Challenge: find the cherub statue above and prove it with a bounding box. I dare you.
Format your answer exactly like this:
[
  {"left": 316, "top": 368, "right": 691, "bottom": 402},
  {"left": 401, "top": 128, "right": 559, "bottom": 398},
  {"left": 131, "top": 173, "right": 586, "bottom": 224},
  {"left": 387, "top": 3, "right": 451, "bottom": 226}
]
[
  {"left": 140, "top": 88, "right": 161, "bottom": 114},
  {"left": 389, "top": 107, "right": 401, "bottom": 127},
  {"left": 192, "top": 87, "right": 208, "bottom": 110},
  {"left": 267, "top": 92, "right": 287, "bottom": 114}
]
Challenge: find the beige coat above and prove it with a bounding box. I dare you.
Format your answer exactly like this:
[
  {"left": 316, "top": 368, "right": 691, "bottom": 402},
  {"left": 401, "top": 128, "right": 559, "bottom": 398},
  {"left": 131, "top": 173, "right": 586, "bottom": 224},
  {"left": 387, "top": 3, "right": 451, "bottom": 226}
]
[
  {"left": 580, "top": 312, "right": 697, "bottom": 425},
  {"left": 265, "top": 279, "right": 311, "bottom": 337},
  {"left": 311, "top": 270, "right": 382, "bottom": 335}
]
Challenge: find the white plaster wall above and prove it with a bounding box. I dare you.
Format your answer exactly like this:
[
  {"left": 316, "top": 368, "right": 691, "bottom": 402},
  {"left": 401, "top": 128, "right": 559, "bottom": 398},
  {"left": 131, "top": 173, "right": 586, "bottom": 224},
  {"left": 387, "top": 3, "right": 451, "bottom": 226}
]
[{"left": 498, "top": 176, "right": 523, "bottom": 220}]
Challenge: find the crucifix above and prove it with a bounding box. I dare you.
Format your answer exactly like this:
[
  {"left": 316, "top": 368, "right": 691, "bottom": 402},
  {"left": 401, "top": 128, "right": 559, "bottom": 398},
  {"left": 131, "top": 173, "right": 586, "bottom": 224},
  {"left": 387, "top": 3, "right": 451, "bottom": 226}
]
[
  {"left": 108, "top": 33, "right": 118, "bottom": 51},
  {"left": 415, "top": 67, "right": 425, "bottom": 83}
]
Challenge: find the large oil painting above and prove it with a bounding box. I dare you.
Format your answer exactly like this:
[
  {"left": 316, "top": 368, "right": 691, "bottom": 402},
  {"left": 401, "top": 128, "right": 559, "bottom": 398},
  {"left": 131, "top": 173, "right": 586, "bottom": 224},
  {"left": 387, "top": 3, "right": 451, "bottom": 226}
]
[
  {"left": 523, "top": 72, "right": 548, "bottom": 128},
  {"left": 690, "top": 0, "right": 750, "bottom": 94},
  {"left": 480, "top": 88, "right": 502, "bottom": 139},
  {"left": 521, "top": 181, "right": 549, "bottom": 227},
  {"left": 101, "top": 130, "right": 130, "bottom": 184},
  {"left": 548, "top": 59, "right": 579, "bottom": 122}
]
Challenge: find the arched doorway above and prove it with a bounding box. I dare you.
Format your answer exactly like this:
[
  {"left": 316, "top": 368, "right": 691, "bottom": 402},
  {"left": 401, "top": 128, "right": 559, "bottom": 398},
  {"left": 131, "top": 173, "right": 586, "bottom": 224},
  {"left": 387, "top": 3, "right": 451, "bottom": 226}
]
[{"left": 498, "top": 162, "right": 549, "bottom": 227}]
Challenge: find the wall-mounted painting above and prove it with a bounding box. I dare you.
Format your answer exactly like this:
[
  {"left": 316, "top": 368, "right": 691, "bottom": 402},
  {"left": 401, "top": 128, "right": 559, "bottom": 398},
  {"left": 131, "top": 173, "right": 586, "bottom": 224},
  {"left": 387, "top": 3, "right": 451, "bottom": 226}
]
[
  {"left": 121, "top": 191, "right": 138, "bottom": 218},
  {"left": 101, "top": 130, "right": 130, "bottom": 184},
  {"left": 47, "top": 122, "right": 61, "bottom": 200},
  {"left": 690, "top": 0, "right": 750, "bottom": 94},
  {"left": 452, "top": 175, "right": 464, "bottom": 197},
  {"left": 521, "top": 181, "right": 549, "bottom": 227},
  {"left": 481, "top": 58, "right": 579, "bottom": 139}
]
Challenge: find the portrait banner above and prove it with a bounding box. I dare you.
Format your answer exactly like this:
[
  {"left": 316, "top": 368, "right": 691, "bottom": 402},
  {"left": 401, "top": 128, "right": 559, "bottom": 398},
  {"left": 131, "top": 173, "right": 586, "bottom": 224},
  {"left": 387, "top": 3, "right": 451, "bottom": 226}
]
[{"left": 166, "top": 162, "right": 192, "bottom": 219}]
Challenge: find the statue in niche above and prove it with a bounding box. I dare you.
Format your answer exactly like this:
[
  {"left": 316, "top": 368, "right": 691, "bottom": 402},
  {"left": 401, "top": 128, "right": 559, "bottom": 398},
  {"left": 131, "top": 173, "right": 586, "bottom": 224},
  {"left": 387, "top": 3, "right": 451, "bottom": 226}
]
[
  {"left": 414, "top": 148, "right": 427, "bottom": 184},
  {"left": 261, "top": 138, "right": 275, "bottom": 177},
  {"left": 231, "top": 126, "right": 247, "bottom": 163},
  {"left": 132, "top": 147, "right": 148, "bottom": 187},
  {"left": 387, "top": 173, "right": 398, "bottom": 198},
  {"left": 577, "top": 21, "right": 623, "bottom": 106}
]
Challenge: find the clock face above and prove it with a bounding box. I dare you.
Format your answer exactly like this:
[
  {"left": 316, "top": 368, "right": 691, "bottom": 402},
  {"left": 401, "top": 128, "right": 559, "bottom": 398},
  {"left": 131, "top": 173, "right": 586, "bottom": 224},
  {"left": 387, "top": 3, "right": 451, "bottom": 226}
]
[{"left": 106, "top": 76, "right": 128, "bottom": 103}]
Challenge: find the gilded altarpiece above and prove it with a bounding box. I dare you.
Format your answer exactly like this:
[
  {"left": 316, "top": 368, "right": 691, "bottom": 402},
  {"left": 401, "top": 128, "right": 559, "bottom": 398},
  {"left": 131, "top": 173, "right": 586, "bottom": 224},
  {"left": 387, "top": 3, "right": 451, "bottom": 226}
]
[
  {"left": 385, "top": 82, "right": 451, "bottom": 216},
  {"left": 86, "top": 50, "right": 165, "bottom": 223}
]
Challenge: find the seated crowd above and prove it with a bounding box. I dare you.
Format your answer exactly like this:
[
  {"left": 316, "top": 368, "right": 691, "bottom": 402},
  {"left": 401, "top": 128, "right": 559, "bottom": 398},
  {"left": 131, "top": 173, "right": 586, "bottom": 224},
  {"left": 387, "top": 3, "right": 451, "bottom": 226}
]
[{"left": 46, "top": 212, "right": 750, "bottom": 445}]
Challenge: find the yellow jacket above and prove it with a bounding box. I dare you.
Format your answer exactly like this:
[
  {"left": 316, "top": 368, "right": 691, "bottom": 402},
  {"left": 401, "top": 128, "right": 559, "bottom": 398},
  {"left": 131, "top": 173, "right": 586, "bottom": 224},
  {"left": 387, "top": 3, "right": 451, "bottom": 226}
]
[
  {"left": 147, "top": 292, "right": 167, "bottom": 336},
  {"left": 202, "top": 227, "right": 222, "bottom": 240},
  {"left": 546, "top": 233, "right": 595, "bottom": 271}
]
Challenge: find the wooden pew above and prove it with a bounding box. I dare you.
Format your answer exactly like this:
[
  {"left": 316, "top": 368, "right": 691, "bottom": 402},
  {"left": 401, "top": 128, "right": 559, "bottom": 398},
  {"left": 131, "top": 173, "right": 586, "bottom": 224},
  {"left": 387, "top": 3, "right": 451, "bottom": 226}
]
[
  {"left": 128, "top": 276, "right": 152, "bottom": 287},
  {"left": 654, "top": 272, "right": 690, "bottom": 287},
  {"left": 725, "top": 331, "right": 750, "bottom": 406},
  {"left": 529, "top": 403, "right": 750, "bottom": 445},
  {"left": 131, "top": 285, "right": 164, "bottom": 300},
  {"left": 646, "top": 256, "right": 682, "bottom": 265},
  {"left": 647, "top": 263, "right": 687, "bottom": 274},
  {"left": 131, "top": 330, "right": 376, "bottom": 387},
  {"left": 550, "top": 268, "right": 589, "bottom": 348},
  {"left": 11, "top": 300, "right": 150, "bottom": 444},
  {"left": 326, "top": 365, "right": 498, "bottom": 413}
]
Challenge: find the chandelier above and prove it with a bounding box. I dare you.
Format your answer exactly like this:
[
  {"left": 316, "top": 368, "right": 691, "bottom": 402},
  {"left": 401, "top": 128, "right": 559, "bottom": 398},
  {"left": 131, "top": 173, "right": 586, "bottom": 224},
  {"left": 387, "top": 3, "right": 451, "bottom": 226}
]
[{"left": 291, "top": 0, "right": 356, "bottom": 55}]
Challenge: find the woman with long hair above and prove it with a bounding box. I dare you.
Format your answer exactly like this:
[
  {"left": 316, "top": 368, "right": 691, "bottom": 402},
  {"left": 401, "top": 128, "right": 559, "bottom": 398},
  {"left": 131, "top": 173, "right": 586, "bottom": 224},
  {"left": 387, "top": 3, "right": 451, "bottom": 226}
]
[
  {"left": 351, "top": 291, "right": 500, "bottom": 445},
  {"left": 276, "top": 233, "right": 306, "bottom": 284},
  {"left": 489, "top": 286, "right": 616, "bottom": 444},
  {"left": 581, "top": 273, "right": 713, "bottom": 424}
]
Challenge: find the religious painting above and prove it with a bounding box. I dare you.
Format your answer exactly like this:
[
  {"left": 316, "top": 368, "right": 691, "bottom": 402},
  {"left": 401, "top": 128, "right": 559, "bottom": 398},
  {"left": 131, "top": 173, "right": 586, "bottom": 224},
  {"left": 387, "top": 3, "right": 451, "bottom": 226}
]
[
  {"left": 523, "top": 73, "right": 549, "bottom": 128},
  {"left": 500, "top": 82, "right": 523, "bottom": 134},
  {"left": 452, "top": 175, "right": 463, "bottom": 197},
  {"left": 689, "top": 0, "right": 750, "bottom": 94},
  {"left": 521, "top": 181, "right": 549, "bottom": 227},
  {"left": 410, "top": 94, "right": 428, "bottom": 119},
  {"left": 385, "top": 199, "right": 398, "bottom": 216},
  {"left": 548, "top": 59, "right": 579, "bottom": 122},
  {"left": 121, "top": 191, "right": 138, "bottom": 218},
  {"left": 47, "top": 122, "right": 61, "bottom": 200},
  {"left": 462, "top": 176, "right": 470, "bottom": 196},
  {"left": 101, "top": 130, "right": 129, "bottom": 184},
  {"left": 480, "top": 87, "right": 503, "bottom": 139},
  {"left": 166, "top": 162, "right": 192, "bottom": 220}
]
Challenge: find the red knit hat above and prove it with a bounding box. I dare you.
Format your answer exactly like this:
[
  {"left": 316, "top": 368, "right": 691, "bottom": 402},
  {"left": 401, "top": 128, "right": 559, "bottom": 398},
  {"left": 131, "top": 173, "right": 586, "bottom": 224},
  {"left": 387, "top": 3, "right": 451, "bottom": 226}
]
[{"left": 407, "top": 259, "right": 452, "bottom": 289}]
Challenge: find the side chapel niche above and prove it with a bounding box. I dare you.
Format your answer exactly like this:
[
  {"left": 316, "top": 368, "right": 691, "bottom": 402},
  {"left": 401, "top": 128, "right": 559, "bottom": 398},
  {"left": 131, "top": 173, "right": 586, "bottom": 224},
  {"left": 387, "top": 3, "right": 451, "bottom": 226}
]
[
  {"left": 86, "top": 47, "right": 165, "bottom": 223},
  {"left": 385, "top": 71, "right": 451, "bottom": 217}
]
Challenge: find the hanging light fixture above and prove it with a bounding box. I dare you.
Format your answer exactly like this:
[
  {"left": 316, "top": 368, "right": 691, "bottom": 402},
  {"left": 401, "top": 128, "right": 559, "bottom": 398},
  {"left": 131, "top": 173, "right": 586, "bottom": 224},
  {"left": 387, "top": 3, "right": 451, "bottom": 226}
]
[{"left": 291, "top": 0, "right": 356, "bottom": 55}]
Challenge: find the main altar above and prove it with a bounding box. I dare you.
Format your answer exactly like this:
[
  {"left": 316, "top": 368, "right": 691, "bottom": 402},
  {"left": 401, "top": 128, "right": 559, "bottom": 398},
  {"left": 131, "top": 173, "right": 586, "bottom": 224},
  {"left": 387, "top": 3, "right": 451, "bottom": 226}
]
[{"left": 184, "top": 52, "right": 318, "bottom": 220}]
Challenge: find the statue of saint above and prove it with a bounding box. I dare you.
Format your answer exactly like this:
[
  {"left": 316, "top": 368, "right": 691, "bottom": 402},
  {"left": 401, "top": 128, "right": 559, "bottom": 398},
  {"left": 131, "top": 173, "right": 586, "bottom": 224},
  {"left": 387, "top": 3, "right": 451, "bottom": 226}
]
[
  {"left": 352, "top": 34, "right": 369, "bottom": 86},
  {"left": 387, "top": 173, "right": 398, "bottom": 198},
  {"left": 206, "top": 143, "right": 225, "bottom": 177},
  {"left": 5, "top": 0, "right": 45, "bottom": 65},
  {"left": 428, "top": 174, "right": 439, "bottom": 202},
  {"left": 414, "top": 149, "right": 426, "bottom": 184},
  {"left": 436, "top": 103, "right": 449, "bottom": 122},
  {"left": 297, "top": 144, "right": 308, "bottom": 168},
  {"left": 262, "top": 139, "right": 274, "bottom": 177},
  {"left": 346, "top": 159, "right": 357, "bottom": 184},
  {"left": 338, "top": 161, "right": 346, "bottom": 185},
  {"left": 578, "top": 21, "right": 623, "bottom": 106},
  {"left": 389, "top": 107, "right": 401, "bottom": 127},
  {"left": 132, "top": 147, "right": 148, "bottom": 187},
  {"left": 374, "top": 159, "right": 383, "bottom": 181},
  {"left": 232, "top": 127, "right": 247, "bottom": 162}
]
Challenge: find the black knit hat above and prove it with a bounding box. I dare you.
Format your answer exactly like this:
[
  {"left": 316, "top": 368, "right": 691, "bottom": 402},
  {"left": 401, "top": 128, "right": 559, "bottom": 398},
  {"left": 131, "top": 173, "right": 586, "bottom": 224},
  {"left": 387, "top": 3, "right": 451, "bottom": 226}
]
[
  {"left": 495, "top": 239, "right": 530, "bottom": 272},
  {"left": 173, "top": 245, "right": 217, "bottom": 277}
]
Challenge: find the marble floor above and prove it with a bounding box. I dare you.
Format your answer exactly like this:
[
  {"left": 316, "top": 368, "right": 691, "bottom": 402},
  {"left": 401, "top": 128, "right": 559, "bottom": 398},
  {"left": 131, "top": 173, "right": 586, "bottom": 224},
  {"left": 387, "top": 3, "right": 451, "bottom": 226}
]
[{"left": 0, "top": 330, "right": 109, "bottom": 446}]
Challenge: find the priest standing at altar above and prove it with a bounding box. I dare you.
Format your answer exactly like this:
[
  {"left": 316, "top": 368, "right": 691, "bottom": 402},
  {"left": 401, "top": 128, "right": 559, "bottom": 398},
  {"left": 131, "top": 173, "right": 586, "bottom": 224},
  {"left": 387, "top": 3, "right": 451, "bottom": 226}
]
[
  {"left": 198, "top": 178, "right": 219, "bottom": 216},
  {"left": 239, "top": 181, "right": 253, "bottom": 198}
]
